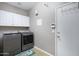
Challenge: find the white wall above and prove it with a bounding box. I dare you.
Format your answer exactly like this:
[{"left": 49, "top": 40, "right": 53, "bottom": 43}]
[
  {"left": 29, "top": 2, "right": 65, "bottom": 55},
  {"left": 0, "top": 2, "right": 29, "bottom": 16}
]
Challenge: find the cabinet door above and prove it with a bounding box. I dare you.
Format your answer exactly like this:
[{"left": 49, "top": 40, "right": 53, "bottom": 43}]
[
  {"left": 13, "top": 13, "right": 23, "bottom": 26},
  {"left": 25, "top": 16, "right": 30, "bottom": 27},
  {"left": 0, "top": 10, "right": 13, "bottom": 26},
  {"left": 13, "top": 13, "right": 30, "bottom": 27},
  {"left": 21, "top": 16, "right": 30, "bottom": 27}
]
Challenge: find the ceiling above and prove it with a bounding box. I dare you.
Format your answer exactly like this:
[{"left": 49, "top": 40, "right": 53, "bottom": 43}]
[{"left": 6, "top": 2, "right": 38, "bottom": 10}]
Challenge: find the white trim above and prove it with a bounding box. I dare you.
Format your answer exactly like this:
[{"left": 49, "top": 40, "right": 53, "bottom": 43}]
[{"left": 34, "top": 46, "right": 53, "bottom": 56}]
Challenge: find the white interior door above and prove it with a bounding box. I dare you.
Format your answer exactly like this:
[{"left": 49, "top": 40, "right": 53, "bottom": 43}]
[{"left": 56, "top": 3, "right": 79, "bottom": 56}]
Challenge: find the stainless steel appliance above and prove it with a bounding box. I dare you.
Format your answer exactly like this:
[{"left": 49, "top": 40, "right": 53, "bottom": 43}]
[
  {"left": 0, "top": 32, "right": 34, "bottom": 56},
  {"left": 0, "top": 34, "right": 3, "bottom": 56},
  {"left": 1, "top": 33, "right": 21, "bottom": 56},
  {"left": 19, "top": 32, "right": 34, "bottom": 52}
]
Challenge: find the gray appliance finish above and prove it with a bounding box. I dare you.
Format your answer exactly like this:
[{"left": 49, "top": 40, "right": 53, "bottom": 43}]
[
  {"left": 2, "top": 33, "right": 21, "bottom": 56},
  {"left": 0, "top": 34, "right": 3, "bottom": 55},
  {"left": 19, "top": 32, "right": 34, "bottom": 52},
  {"left": 0, "top": 32, "right": 34, "bottom": 56}
]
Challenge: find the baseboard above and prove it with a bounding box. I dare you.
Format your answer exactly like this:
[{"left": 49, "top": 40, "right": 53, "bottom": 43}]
[{"left": 34, "top": 46, "right": 53, "bottom": 56}]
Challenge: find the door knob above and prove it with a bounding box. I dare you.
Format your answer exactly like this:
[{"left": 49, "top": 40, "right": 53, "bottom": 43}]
[
  {"left": 57, "top": 35, "right": 61, "bottom": 40},
  {"left": 57, "top": 35, "right": 60, "bottom": 38},
  {"left": 57, "top": 32, "right": 60, "bottom": 34}
]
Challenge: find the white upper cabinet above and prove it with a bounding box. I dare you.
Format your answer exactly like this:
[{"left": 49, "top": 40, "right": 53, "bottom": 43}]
[
  {"left": 13, "top": 13, "right": 23, "bottom": 26},
  {"left": 0, "top": 10, "right": 30, "bottom": 27},
  {"left": 0, "top": 10, "right": 13, "bottom": 26},
  {"left": 13, "top": 13, "right": 30, "bottom": 27},
  {"left": 20, "top": 16, "right": 30, "bottom": 27}
]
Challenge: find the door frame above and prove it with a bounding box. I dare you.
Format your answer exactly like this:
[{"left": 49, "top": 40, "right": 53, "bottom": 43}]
[{"left": 55, "top": 2, "right": 75, "bottom": 56}]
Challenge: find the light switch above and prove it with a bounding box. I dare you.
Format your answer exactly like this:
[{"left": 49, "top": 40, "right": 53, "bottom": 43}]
[{"left": 37, "top": 19, "right": 42, "bottom": 26}]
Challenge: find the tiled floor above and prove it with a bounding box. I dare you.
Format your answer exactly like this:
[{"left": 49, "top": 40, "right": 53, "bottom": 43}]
[{"left": 16, "top": 48, "right": 49, "bottom": 56}]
